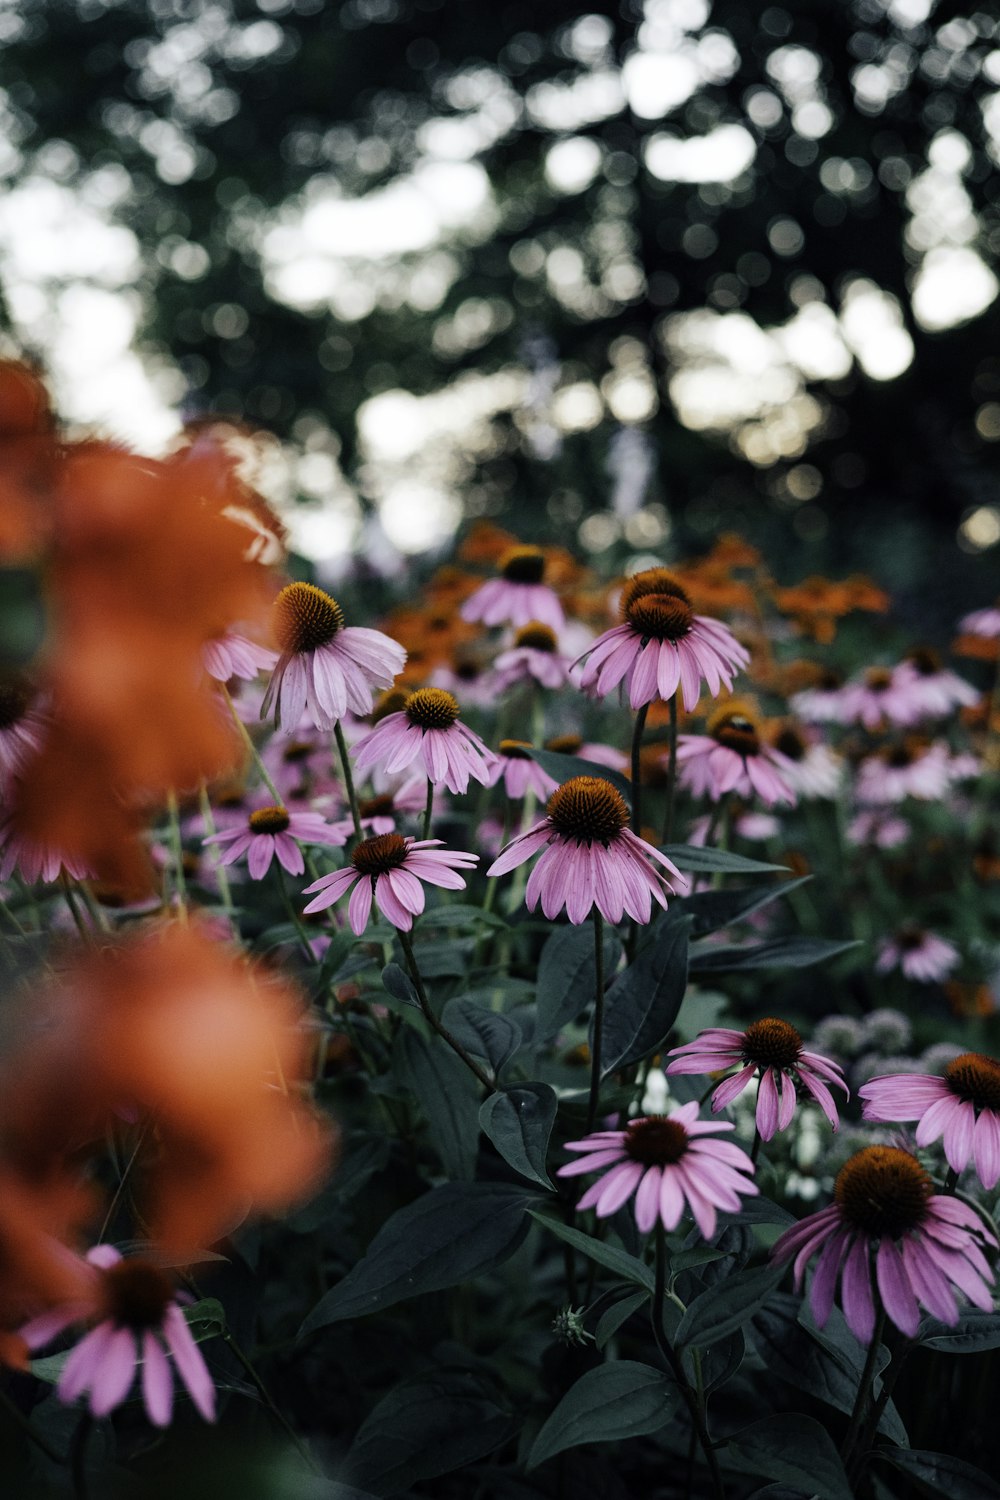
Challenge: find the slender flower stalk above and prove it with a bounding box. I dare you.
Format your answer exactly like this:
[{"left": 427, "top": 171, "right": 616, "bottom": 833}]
[
  {"left": 629, "top": 703, "right": 649, "bottom": 836},
  {"left": 396, "top": 928, "right": 492, "bottom": 1090},
  {"left": 587, "top": 912, "right": 605, "bottom": 1130}
]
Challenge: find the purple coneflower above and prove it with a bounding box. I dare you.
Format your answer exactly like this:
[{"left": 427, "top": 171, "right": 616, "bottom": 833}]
[
  {"left": 676, "top": 702, "right": 797, "bottom": 808},
  {"left": 860, "top": 1052, "right": 1000, "bottom": 1189},
  {"left": 0, "top": 819, "right": 92, "bottom": 884},
  {"left": 558, "top": 1102, "right": 757, "bottom": 1239},
  {"left": 875, "top": 927, "right": 960, "bottom": 984},
  {"left": 484, "top": 741, "right": 559, "bottom": 801},
  {"left": 352, "top": 688, "right": 495, "bottom": 795},
  {"left": 486, "top": 775, "right": 683, "bottom": 924},
  {"left": 574, "top": 569, "right": 748, "bottom": 712},
  {"left": 202, "top": 803, "right": 342, "bottom": 879},
  {"left": 543, "top": 732, "right": 628, "bottom": 772},
  {"left": 846, "top": 810, "right": 910, "bottom": 849},
  {"left": 22, "top": 1246, "right": 215, "bottom": 1426},
  {"left": 492, "top": 622, "right": 570, "bottom": 692},
  {"left": 666, "top": 1019, "right": 848, "bottom": 1139},
  {"left": 855, "top": 742, "right": 952, "bottom": 804},
  {"left": 771, "top": 1146, "right": 996, "bottom": 1340},
  {"left": 768, "top": 723, "right": 843, "bottom": 800},
  {"left": 261, "top": 581, "right": 406, "bottom": 730},
  {"left": 0, "top": 675, "right": 45, "bottom": 788},
  {"left": 891, "top": 648, "right": 978, "bottom": 719},
  {"left": 203, "top": 631, "right": 277, "bottom": 684},
  {"left": 790, "top": 669, "right": 846, "bottom": 724},
  {"left": 958, "top": 602, "right": 1000, "bottom": 637},
  {"left": 837, "top": 666, "right": 922, "bottom": 730},
  {"left": 461, "top": 545, "right": 564, "bottom": 632},
  {"left": 301, "top": 833, "right": 478, "bottom": 933}
]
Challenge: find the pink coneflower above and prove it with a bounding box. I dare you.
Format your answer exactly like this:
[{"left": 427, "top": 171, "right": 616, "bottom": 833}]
[
  {"left": 486, "top": 775, "right": 683, "bottom": 924},
  {"left": 484, "top": 741, "right": 559, "bottom": 801},
  {"left": 876, "top": 926, "right": 960, "bottom": 983},
  {"left": 771, "top": 1146, "right": 996, "bottom": 1340},
  {"left": 261, "top": 582, "right": 406, "bottom": 731},
  {"left": 769, "top": 724, "right": 843, "bottom": 800},
  {"left": 203, "top": 631, "right": 277, "bottom": 684},
  {"left": 676, "top": 703, "right": 797, "bottom": 808},
  {"left": 574, "top": 569, "right": 748, "bottom": 712},
  {"left": 261, "top": 732, "right": 341, "bottom": 806},
  {"left": 544, "top": 733, "right": 628, "bottom": 773},
  {"left": 790, "top": 669, "right": 846, "bottom": 725},
  {"left": 202, "top": 803, "right": 343, "bottom": 879},
  {"left": 21, "top": 1246, "right": 215, "bottom": 1426},
  {"left": 860, "top": 1053, "right": 1000, "bottom": 1188},
  {"left": 352, "top": 688, "right": 495, "bottom": 795},
  {"left": 855, "top": 741, "right": 952, "bottom": 804},
  {"left": 557, "top": 1102, "right": 757, "bottom": 1239},
  {"left": 837, "top": 666, "right": 923, "bottom": 730},
  {"left": 891, "top": 648, "right": 979, "bottom": 719},
  {"left": 666, "top": 1019, "right": 848, "bottom": 1139},
  {"left": 460, "top": 545, "right": 564, "bottom": 631},
  {"left": 958, "top": 603, "right": 1000, "bottom": 637},
  {"left": 0, "top": 818, "right": 92, "bottom": 884},
  {"left": 0, "top": 675, "right": 46, "bottom": 787},
  {"left": 301, "top": 833, "right": 478, "bottom": 933},
  {"left": 492, "top": 622, "right": 570, "bottom": 692},
  {"left": 846, "top": 810, "right": 910, "bottom": 849}
]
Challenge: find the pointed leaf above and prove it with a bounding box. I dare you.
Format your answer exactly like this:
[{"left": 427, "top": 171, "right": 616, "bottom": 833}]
[
  {"left": 526, "top": 749, "right": 633, "bottom": 805},
  {"left": 663, "top": 845, "right": 789, "bottom": 875},
  {"left": 675, "top": 878, "right": 812, "bottom": 938},
  {"left": 536, "top": 922, "right": 622, "bottom": 1043},
  {"left": 595, "top": 1290, "right": 649, "bottom": 1351},
  {"left": 381, "top": 962, "right": 419, "bottom": 1008},
  {"left": 599, "top": 915, "right": 692, "bottom": 1077},
  {"left": 676, "top": 1263, "right": 785, "bottom": 1348},
  {"left": 300, "top": 1183, "right": 534, "bottom": 1334},
  {"left": 528, "top": 1211, "right": 655, "bottom": 1291},
  {"left": 395, "top": 1028, "right": 480, "bottom": 1179},
  {"left": 480, "top": 1084, "right": 557, "bottom": 1187},
  {"left": 725, "top": 1413, "right": 853, "bottom": 1500},
  {"left": 874, "top": 1449, "right": 1000, "bottom": 1499},
  {"left": 527, "top": 1361, "right": 677, "bottom": 1468},
  {"left": 689, "top": 936, "right": 859, "bottom": 973},
  {"left": 442, "top": 999, "right": 522, "bottom": 1076},
  {"left": 920, "top": 1308, "right": 1000, "bottom": 1353}
]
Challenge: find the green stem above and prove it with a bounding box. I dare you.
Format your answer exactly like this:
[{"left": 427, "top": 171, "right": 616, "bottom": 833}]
[
  {"left": 97, "top": 1126, "right": 148, "bottom": 1243},
  {"left": 587, "top": 912, "right": 606, "bottom": 1131},
  {"left": 199, "top": 781, "right": 234, "bottom": 916},
  {"left": 943, "top": 1166, "right": 959, "bottom": 1194},
  {"left": 333, "top": 720, "right": 363, "bottom": 841},
  {"left": 166, "top": 790, "right": 188, "bottom": 923},
  {"left": 840, "top": 1305, "right": 886, "bottom": 1467},
  {"left": 219, "top": 685, "right": 321, "bottom": 879},
  {"left": 662, "top": 694, "right": 679, "bottom": 845},
  {"left": 70, "top": 1412, "right": 91, "bottom": 1500},
  {"left": 220, "top": 1328, "right": 321, "bottom": 1475},
  {"left": 397, "top": 928, "right": 493, "bottom": 1089},
  {"left": 275, "top": 864, "right": 317, "bottom": 964},
  {"left": 60, "top": 877, "right": 93, "bottom": 943},
  {"left": 652, "top": 1224, "right": 725, "bottom": 1500},
  {"left": 849, "top": 1334, "right": 912, "bottom": 1484},
  {"left": 629, "top": 702, "right": 649, "bottom": 835},
  {"left": 422, "top": 777, "right": 434, "bottom": 842}
]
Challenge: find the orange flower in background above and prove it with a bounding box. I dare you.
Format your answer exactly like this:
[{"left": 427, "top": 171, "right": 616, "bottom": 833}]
[
  {"left": 457, "top": 520, "right": 518, "bottom": 565},
  {"left": 771, "top": 573, "right": 888, "bottom": 644},
  {"left": 2, "top": 922, "right": 333, "bottom": 1257},
  {"left": 0, "top": 1169, "right": 97, "bottom": 1352},
  {"left": 0, "top": 360, "right": 60, "bottom": 563},
  {"left": 11, "top": 437, "right": 279, "bottom": 884}
]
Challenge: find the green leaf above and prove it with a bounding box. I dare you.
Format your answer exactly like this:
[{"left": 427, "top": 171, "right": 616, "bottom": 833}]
[
  {"left": 675, "top": 878, "right": 812, "bottom": 939},
  {"left": 528, "top": 1211, "right": 655, "bottom": 1292},
  {"left": 676, "top": 1263, "right": 785, "bottom": 1348},
  {"left": 300, "top": 1183, "right": 534, "bottom": 1334},
  {"left": 0, "top": 566, "right": 46, "bottom": 668},
  {"left": 729, "top": 1196, "right": 796, "bottom": 1228},
  {"left": 381, "top": 962, "right": 419, "bottom": 1008},
  {"left": 525, "top": 748, "right": 633, "bottom": 805},
  {"left": 920, "top": 1308, "right": 1000, "bottom": 1353},
  {"left": 535, "top": 923, "right": 622, "bottom": 1043},
  {"left": 663, "top": 845, "right": 789, "bottom": 875},
  {"left": 751, "top": 1296, "right": 906, "bottom": 1446},
  {"left": 725, "top": 1413, "right": 853, "bottom": 1500},
  {"left": 418, "top": 903, "right": 509, "bottom": 931},
  {"left": 598, "top": 914, "right": 691, "bottom": 1077},
  {"left": 873, "top": 1449, "right": 1000, "bottom": 1499},
  {"left": 344, "top": 1371, "right": 514, "bottom": 1494},
  {"left": 689, "top": 936, "right": 860, "bottom": 973},
  {"left": 595, "top": 1290, "right": 649, "bottom": 1350},
  {"left": 442, "top": 999, "right": 522, "bottom": 1076},
  {"left": 527, "top": 1361, "right": 677, "bottom": 1468},
  {"left": 479, "top": 1084, "right": 557, "bottom": 1188},
  {"left": 395, "top": 1028, "right": 480, "bottom": 1179}
]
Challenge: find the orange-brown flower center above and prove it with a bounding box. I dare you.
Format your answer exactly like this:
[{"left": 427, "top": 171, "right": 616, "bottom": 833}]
[
  {"left": 619, "top": 568, "right": 691, "bottom": 616},
  {"left": 249, "top": 806, "right": 291, "bottom": 835},
  {"left": 0, "top": 675, "right": 32, "bottom": 731},
  {"left": 514, "top": 622, "right": 558, "bottom": 652},
  {"left": 883, "top": 744, "right": 917, "bottom": 769},
  {"left": 499, "top": 545, "right": 546, "bottom": 584},
  {"left": 742, "top": 1018, "right": 802, "bottom": 1070},
  {"left": 708, "top": 707, "right": 761, "bottom": 757},
  {"left": 774, "top": 726, "right": 806, "bottom": 762},
  {"left": 352, "top": 833, "right": 408, "bottom": 876},
  {"left": 102, "top": 1260, "right": 175, "bottom": 1331},
  {"left": 907, "top": 647, "right": 941, "bottom": 677},
  {"left": 545, "top": 733, "right": 582, "bottom": 755},
  {"left": 624, "top": 1117, "right": 689, "bottom": 1166},
  {"left": 834, "top": 1147, "right": 932, "bottom": 1238},
  {"left": 945, "top": 1052, "right": 1000, "bottom": 1112},
  {"left": 405, "top": 687, "right": 461, "bottom": 730},
  {"left": 865, "top": 666, "right": 893, "bottom": 692},
  {"left": 499, "top": 739, "right": 533, "bottom": 759},
  {"left": 282, "top": 740, "right": 315, "bottom": 763},
  {"left": 625, "top": 594, "right": 694, "bottom": 642},
  {"left": 359, "top": 792, "right": 395, "bottom": 818},
  {"left": 274, "top": 582, "right": 344, "bottom": 654},
  {"left": 547, "top": 776, "right": 629, "bottom": 843}
]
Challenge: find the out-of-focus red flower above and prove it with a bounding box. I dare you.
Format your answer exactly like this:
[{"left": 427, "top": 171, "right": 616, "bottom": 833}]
[
  {"left": 2, "top": 922, "right": 334, "bottom": 1257},
  {"left": 0, "top": 1169, "right": 97, "bottom": 1348},
  {"left": 0, "top": 360, "right": 59, "bottom": 563},
  {"left": 12, "top": 438, "right": 279, "bottom": 885}
]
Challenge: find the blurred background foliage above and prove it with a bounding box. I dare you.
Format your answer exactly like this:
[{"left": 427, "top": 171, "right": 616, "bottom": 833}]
[{"left": 1, "top": 0, "right": 1000, "bottom": 606}]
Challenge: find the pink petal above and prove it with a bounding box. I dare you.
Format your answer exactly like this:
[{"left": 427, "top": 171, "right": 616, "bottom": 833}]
[
  {"left": 142, "top": 1331, "right": 175, "bottom": 1426},
  {"left": 163, "top": 1305, "right": 216, "bottom": 1421},
  {"left": 88, "top": 1326, "right": 137, "bottom": 1416},
  {"left": 876, "top": 1237, "right": 920, "bottom": 1337}
]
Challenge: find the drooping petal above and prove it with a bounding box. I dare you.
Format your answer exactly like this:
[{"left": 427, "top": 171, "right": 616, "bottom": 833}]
[{"left": 142, "top": 1332, "right": 175, "bottom": 1427}]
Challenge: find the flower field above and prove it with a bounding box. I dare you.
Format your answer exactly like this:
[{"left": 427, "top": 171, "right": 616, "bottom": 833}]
[{"left": 1, "top": 359, "right": 999, "bottom": 1498}]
